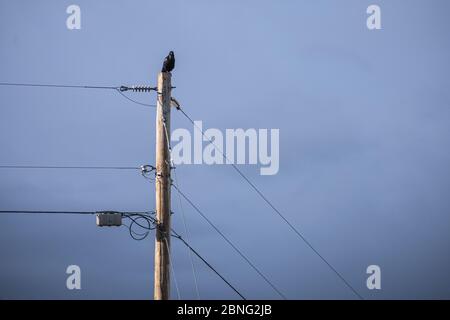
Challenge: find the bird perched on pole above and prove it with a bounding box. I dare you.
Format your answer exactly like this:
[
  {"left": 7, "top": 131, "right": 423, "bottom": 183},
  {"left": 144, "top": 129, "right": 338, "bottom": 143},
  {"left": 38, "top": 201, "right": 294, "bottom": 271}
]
[{"left": 161, "top": 51, "right": 175, "bottom": 73}]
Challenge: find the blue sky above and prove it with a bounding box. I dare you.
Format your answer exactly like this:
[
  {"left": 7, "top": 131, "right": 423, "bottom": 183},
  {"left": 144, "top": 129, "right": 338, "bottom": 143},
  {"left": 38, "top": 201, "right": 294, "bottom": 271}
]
[{"left": 1, "top": 0, "right": 450, "bottom": 299}]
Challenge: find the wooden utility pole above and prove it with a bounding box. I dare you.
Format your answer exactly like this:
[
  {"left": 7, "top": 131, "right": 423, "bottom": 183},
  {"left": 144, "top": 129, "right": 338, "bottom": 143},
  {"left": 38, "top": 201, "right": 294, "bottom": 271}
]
[{"left": 154, "top": 72, "right": 172, "bottom": 300}]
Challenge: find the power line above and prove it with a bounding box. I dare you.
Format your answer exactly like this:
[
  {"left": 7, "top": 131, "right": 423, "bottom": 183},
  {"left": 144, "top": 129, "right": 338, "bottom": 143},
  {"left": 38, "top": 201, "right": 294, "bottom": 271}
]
[
  {"left": 0, "top": 209, "right": 245, "bottom": 299},
  {"left": 0, "top": 82, "right": 118, "bottom": 90},
  {"left": 161, "top": 118, "right": 201, "bottom": 299},
  {"left": 0, "top": 210, "right": 149, "bottom": 215},
  {"left": 116, "top": 90, "right": 156, "bottom": 108},
  {"left": 171, "top": 183, "right": 287, "bottom": 300},
  {"left": 0, "top": 80, "right": 363, "bottom": 298},
  {"left": 160, "top": 105, "right": 284, "bottom": 298},
  {"left": 0, "top": 82, "right": 156, "bottom": 108},
  {"left": 164, "top": 236, "right": 181, "bottom": 300},
  {"left": 0, "top": 210, "right": 96, "bottom": 215},
  {"left": 124, "top": 212, "right": 246, "bottom": 300},
  {"left": 0, "top": 165, "right": 141, "bottom": 170},
  {"left": 173, "top": 169, "right": 201, "bottom": 300},
  {"left": 171, "top": 231, "right": 246, "bottom": 300},
  {"left": 177, "top": 107, "right": 364, "bottom": 300}
]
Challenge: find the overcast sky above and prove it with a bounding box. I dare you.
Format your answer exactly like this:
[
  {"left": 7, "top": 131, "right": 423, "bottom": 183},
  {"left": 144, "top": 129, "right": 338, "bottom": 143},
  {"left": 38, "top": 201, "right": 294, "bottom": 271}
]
[{"left": 1, "top": 0, "right": 449, "bottom": 299}]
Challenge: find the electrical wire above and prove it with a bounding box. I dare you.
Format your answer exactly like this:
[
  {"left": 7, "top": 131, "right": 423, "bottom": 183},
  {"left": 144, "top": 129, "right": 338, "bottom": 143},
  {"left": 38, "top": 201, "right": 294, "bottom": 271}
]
[
  {"left": 159, "top": 114, "right": 284, "bottom": 299},
  {"left": 162, "top": 121, "right": 174, "bottom": 165},
  {"left": 141, "top": 165, "right": 156, "bottom": 182},
  {"left": 126, "top": 213, "right": 246, "bottom": 300},
  {"left": 122, "top": 214, "right": 154, "bottom": 240},
  {"left": 0, "top": 210, "right": 245, "bottom": 300},
  {"left": 0, "top": 209, "right": 245, "bottom": 300},
  {"left": 115, "top": 89, "right": 156, "bottom": 108},
  {"left": 0, "top": 82, "right": 118, "bottom": 90},
  {"left": 173, "top": 168, "right": 201, "bottom": 300},
  {"left": 162, "top": 120, "right": 201, "bottom": 299},
  {"left": 170, "top": 230, "right": 246, "bottom": 300},
  {"left": 0, "top": 81, "right": 362, "bottom": 298},
  {"left": 177, "top": 106, "right": 364, "bottom": 300},
  {"left": 164, "top": 236, "right": 182, "bottom": 300},
  {"left": 0, "top": 82, "right": 156, "bottom": 108},
  {"left": 0, "top": 210, "right": 152, "bottom": 216},
  {"left": 0, "top": 165, "right": 141, "bottom": 170},
  {"left": 0, "top": 210, "right": 96, "bottom": 215},
  {"left": 122, "top": 220, "right": 150, "bottom": 239},
  {"left": 171, "top": 183, "right": 287, "bottom": 300},
  {"left": 155, "top": 120, "right": 182, "bottom": 299}
]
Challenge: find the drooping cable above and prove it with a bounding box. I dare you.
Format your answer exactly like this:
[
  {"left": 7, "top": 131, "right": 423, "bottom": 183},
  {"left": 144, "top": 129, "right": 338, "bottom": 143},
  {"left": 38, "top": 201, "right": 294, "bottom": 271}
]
[
  {"left": 171, "top": 183, "right": 287, "bottom": 300},
  {"left": 163, "top": 236, "right": 182, "bottom": 300},
  {"left": 157, "top": 111, "right": 284, "bottom": 299},
  {"left": 162, "top": 118, "right": 200, "bottom": 299},
  {"left": 176, "top": 106, "right": 363, "bottom": 300}
]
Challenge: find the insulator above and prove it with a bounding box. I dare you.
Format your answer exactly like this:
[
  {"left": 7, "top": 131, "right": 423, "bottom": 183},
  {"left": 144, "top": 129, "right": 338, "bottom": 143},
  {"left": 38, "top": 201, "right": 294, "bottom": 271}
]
[
  {"left": 130, "top": 85, "right": 156, "bottom": 92},
  {"left": 140, "top": 164, "right": 156, "bottom": 174}
]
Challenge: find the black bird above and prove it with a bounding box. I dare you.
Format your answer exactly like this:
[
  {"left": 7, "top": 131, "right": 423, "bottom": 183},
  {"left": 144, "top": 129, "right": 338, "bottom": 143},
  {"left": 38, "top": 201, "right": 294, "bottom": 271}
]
[{"left": 161, "top": 51, "right": 175, "bottom": 73}]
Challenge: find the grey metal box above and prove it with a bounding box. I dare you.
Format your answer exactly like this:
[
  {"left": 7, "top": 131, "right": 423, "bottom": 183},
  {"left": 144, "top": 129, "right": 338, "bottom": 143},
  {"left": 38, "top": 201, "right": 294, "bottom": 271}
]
[{"left": 96, "top": 212, "right": 122, "bottom": 227}]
